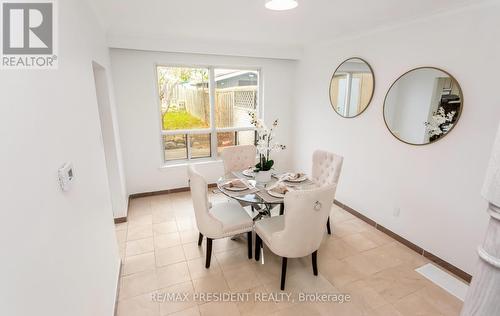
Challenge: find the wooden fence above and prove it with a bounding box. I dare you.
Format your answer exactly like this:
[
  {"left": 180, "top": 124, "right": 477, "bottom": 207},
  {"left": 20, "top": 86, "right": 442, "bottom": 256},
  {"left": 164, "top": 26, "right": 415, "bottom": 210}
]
[
  {"left": 177, "top": 87, "right": 210, "bottom": 123},
  {"left": 173, "top": 86, "right": 258, "bottom": 127}
]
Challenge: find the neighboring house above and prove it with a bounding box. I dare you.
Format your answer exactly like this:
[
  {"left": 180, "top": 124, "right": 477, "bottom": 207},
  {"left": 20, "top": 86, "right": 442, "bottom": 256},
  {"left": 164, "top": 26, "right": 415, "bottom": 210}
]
[{"left": 215, "top": 70, "right": 258, "bottom": 89}]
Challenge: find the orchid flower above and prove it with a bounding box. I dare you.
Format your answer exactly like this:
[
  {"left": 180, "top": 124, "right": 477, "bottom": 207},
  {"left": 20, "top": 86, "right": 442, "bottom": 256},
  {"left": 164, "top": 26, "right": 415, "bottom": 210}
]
[
  {"left": 424, "top": 107, "right": 456, "bottom": 138},
  {"left": 249, "top": 112, "right": 286, "bottom": 171}
]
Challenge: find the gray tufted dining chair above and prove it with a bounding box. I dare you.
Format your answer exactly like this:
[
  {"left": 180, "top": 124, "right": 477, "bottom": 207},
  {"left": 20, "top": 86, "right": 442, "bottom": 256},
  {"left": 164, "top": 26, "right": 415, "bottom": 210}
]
[{"left": 311, "top": 150, "right": 344, "bottom": 235}]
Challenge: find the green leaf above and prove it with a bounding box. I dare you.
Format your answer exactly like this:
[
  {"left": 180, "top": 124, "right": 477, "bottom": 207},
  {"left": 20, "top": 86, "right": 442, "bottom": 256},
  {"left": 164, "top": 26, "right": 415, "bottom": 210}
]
[
  {"left": 261, "top": 160, "right": 273, "bottom": 171},
  {"left": 255, "top": 158, "right": 274, "bottom": 171}
]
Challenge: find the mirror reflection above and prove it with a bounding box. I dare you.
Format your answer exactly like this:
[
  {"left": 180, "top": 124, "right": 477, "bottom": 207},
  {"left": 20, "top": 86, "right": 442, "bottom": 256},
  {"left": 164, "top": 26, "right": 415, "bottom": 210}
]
[
  {"left": 383, "top": 67, "right": 462, "bottom": 145},
  {"left": 329, "top": 58, "right": 374, "bottom": 118}
]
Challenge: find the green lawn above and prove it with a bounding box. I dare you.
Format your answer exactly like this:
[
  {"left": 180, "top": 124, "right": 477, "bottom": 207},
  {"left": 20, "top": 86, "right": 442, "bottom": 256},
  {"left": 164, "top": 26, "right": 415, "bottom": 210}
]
[{"left": 163, "top": 111, "right": 209, "bottom": 130}]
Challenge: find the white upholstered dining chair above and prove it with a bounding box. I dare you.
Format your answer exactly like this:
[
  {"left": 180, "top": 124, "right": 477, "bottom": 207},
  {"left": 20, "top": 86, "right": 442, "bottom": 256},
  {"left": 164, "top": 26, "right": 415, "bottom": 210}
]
[
  {"left": 311, "top": 150, "right": 343, "bottom": 235},
  {"left": 254, "top": 184, "right": 337, "bottom": 290},
  {"left": 221, "top": 144, "right": 257, "bottom": 174},
  {"left": 221, "top": 144, "right": 257, "bottom": 210},
  {"left": 188, "top": 165, "right": 254, "bottom": 268}
]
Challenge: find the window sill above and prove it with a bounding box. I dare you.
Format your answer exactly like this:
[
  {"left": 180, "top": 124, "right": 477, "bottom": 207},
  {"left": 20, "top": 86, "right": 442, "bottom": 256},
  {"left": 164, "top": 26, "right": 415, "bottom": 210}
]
[{"left": 159, "top": 158, "right": 223, "bottom": 169}]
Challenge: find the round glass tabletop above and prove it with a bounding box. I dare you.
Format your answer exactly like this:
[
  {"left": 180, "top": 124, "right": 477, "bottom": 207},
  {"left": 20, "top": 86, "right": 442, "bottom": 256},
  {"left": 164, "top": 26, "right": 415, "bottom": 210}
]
[{"left": 216, "top": 176, "right": 284, "bottom": 205}]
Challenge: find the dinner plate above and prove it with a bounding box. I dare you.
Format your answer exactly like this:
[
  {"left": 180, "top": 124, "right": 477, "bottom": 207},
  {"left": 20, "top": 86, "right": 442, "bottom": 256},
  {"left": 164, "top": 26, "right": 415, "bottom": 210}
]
[
  {"left": 222, "top": 180, "right": 250, "bottom": 191},
  {"left": 267, "top": 190, "right": 285, "bottom": 198},
  {"left": 222, "top": 185, "right": 248, "bottom": 192},
  {"left": 285, "top": 175, "right": 308, "bottom": 183},
  {"left": 223, "top": 185, "right": 248, "bottom": 192},
  {"left": 242, "top": 169, "right": 255, "bottom": 177}
]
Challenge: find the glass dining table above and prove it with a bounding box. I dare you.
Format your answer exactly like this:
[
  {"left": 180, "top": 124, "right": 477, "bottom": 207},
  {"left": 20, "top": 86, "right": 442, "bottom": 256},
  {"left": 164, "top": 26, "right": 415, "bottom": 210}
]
[
  {"left": 216, "top": 171, "right": 316, "bottom": 220},
  {"left": 217, "top": 171, "right": 318, "bottom": 258}
]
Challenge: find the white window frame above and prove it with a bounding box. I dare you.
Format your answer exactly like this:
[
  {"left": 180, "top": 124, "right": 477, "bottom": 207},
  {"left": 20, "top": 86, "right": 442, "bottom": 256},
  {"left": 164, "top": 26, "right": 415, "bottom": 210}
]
[{"left": 154, "top": 64, "right": 263, "bottom": 165}]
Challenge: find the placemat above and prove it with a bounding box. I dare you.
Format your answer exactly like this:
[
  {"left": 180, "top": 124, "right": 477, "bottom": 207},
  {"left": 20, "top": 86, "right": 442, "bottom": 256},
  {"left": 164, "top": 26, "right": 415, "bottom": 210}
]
[
  {"left": 219, "top": 186, "right": 260, "bottom": 198},
  {"left": 256, "top": 190, "right": 284, "bottom": 204},
  {"left": 232, "top": 170, "right": 254, "bottom": 179},
  {"left": 284, "top": 179, "right": 315, "bottom": 187}
]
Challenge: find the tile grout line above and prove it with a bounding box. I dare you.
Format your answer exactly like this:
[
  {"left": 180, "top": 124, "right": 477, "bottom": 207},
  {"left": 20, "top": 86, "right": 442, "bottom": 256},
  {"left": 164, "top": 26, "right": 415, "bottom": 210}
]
[
  {"left": 118, "top": 199, "right": 206, "bottom": 307},
  {"left": 334, "top": 200, "right": 471, "bottom": 283},
  {"left": 118, "top": 191, "right": 461, "bottom": 315}
]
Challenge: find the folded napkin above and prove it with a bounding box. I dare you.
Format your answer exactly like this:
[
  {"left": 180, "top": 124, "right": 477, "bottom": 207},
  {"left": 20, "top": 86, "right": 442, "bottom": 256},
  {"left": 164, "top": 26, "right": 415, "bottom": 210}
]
[
  {"left": 268, "top": 181, "right": 294, "bottom": 195},
  {"left": 242, "top": 167, "right": 256, "bottom": 176},
  {"left": 222, "top": 178, "right": 251, "bottom": 190},
  {"left": 279, "top": 172, "right": 306, "bottom": 182}
]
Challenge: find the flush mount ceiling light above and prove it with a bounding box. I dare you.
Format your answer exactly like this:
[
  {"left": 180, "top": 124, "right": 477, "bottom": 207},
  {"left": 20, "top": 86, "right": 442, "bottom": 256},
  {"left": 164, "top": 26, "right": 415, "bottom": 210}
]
[{"left": 265, "top": 0, "right": 298, "bottom": 11}]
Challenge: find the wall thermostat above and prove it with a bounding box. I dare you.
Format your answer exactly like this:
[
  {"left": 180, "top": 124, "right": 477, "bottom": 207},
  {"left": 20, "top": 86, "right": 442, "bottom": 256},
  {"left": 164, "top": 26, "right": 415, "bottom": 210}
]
[{"left": 58, "top": 162, "right": 74, "bottom": 191}]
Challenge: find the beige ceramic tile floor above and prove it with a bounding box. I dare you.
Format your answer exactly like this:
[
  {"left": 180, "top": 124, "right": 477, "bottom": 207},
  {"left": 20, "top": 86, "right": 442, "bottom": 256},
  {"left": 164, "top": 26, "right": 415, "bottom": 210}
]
[{"left": 115, "top": 191, "right": 464, "bottom": 316}]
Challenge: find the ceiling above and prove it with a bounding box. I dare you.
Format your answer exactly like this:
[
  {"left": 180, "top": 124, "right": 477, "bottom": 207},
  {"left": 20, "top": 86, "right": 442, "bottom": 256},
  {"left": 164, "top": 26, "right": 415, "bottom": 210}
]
[{"left": 89, "top": 0, "right": 478, "bottom": 52}]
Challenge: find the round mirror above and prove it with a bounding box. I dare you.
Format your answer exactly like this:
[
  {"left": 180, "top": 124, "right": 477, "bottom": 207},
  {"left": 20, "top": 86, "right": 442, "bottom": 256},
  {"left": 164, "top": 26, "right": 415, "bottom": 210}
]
[
  {"left": 383, "top": 67, "right": 463, "bottom": 145},
  {"left": 329, "top": 57, "right": 375, "bottom": 118}
]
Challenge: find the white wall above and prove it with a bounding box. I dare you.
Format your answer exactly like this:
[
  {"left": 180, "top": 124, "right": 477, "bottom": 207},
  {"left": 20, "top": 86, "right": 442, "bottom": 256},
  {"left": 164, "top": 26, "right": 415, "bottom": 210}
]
[
  {"left": 0, "top": 0, "right": 121, "bottom": 315},
  {"left": 292, "top": 1, "right": 500, "bottom": 274},
  {"left": 110, "top": 49, "right": 297, "bottom": 195},
  {"left": 107, "top": 34, "right": 303, "bottom": 60},
  {"left": 92, "top": 62, "right": 129, "bottom": 218}
]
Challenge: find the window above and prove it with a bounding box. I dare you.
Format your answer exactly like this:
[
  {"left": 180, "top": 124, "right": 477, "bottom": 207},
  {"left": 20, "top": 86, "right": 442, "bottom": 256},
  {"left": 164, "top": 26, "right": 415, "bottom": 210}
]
[
  {"left": 216, "top": 130, "right": 257, "bottom": 156},
  {"left": 332, "top": 72, "right": 373, "bottom": 117},
  {"left": 157, "top": 66, "right": 259, "bottom": 162}
]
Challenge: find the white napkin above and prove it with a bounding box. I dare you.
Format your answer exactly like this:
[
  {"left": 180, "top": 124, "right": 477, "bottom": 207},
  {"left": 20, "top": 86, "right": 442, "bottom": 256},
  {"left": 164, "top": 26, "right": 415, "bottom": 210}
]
[
  {"left": 279, "top": 172, "right": 306, "bottom": 182},
  {"left": 222, "top": 178, "right": 251, "bottom": 190},
  {"left": 267, "top": 181, "right": 293, "bottom": 195}
]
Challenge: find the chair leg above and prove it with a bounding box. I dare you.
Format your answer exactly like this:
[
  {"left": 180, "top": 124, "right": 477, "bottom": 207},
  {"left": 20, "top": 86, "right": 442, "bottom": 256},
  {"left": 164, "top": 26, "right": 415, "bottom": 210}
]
[
  {"left": 247, "top": 231, "right": 253, "bottom": 259},
  {"left": 279, "top": 203, "right": 284, "bottom": 215},
  {"left": 198, "top": 233, "right": 203, "bottom": 246},
  {"left": 312, "top": 250, "right": 318, "bottom": 276},
  {"left": 255, "top": 234, "right": 261, "bottom": 261},
  {"left": 205, "top": 238, "right": 213, "bottom": 269},
  {"left": 326, "top": 217, "right": 331, "bottom": 235},
  {"left": 281, "top": 257, "right": 288, "bottom": 291}
]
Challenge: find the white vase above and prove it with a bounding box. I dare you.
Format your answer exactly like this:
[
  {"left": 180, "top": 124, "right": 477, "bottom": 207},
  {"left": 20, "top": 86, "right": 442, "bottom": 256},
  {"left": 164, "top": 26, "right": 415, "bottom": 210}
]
[{"left": 255, "top": 170, "right": 272, "bottom": 183}]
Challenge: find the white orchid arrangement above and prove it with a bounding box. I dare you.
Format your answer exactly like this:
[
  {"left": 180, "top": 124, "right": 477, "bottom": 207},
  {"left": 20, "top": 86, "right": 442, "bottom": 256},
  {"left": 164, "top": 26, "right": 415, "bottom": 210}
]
[
  {"left": 424, "top": 107, "right": 456, "bottom": 138},
  {"left": 249, "top": 112, "right": 286, "bottom": 171}
]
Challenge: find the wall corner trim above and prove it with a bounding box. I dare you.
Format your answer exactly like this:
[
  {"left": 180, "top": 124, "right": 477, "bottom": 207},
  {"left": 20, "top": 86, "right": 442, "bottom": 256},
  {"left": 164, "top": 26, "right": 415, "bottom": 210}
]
[{"left": 113, "top": 260, "right": 122, "bottom": 316}]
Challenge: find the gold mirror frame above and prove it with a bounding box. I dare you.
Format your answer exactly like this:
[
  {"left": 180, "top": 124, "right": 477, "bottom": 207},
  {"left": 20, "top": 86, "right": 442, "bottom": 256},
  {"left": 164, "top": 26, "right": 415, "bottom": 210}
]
[
  {"left": 329, "top": 57, "right": 375, "bottom": 118},
  {"left": 383, "top": 66, "right": 464, "bottom": 146}
]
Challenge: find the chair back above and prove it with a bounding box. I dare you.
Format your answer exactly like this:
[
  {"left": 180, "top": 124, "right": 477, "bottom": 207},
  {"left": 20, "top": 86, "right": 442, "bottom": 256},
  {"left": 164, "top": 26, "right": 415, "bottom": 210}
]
[
  {"left": 221, "top": 145, "right": 256, "bottom": 174},
  {"left": 311, "top": 150, "right": 343, "bottom": 187},
  {"left": 187, "top": 165, "right": 222, "bottom": 236},
  {"left": 273, "top": 185, "right": 337, "bottom": 258}
]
